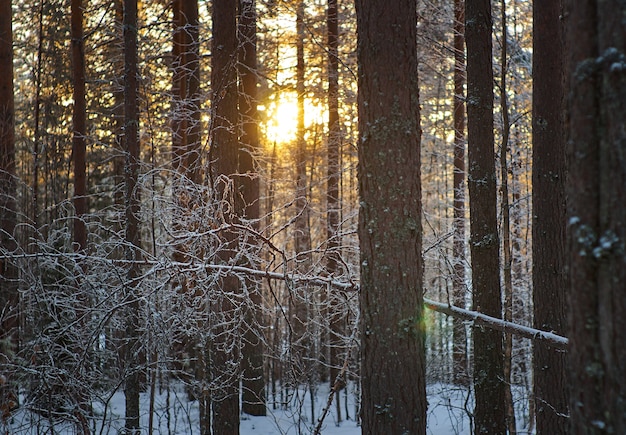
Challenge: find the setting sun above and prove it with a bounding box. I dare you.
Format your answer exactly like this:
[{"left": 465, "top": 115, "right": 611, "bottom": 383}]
[
  {"left": 260, "top": 91, "right": 327, "bottom": 146},
  {"left": 262, "top": 92, "right": 298, "bottom": 144}
]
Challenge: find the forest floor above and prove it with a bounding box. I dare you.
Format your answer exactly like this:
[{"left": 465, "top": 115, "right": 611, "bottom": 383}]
[{"left": 4, "top": 381, "right": 530, "bottom": 434}]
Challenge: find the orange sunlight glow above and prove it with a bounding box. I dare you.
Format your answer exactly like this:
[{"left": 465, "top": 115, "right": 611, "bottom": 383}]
[{"left": 260, "top": 91, "right": 327, "bottom": 146}]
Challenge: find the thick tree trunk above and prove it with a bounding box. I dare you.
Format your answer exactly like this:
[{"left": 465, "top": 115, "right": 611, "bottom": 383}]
[
  {"left": 0, "top": 0, "right": 18, "bottom": 411},
  {"left": 465, "top": 0, "right": 506, "bottom": 432},
  {"left": 532, "top": 0, "right": 568, "bottom": 433},
  {"left": 565, "top": 0, "right": 626, "bottom": 433},
  {"left": 123, "top": 0, "right": 142, "bottom": 432},
  {"left": 355, "top": 0, "right": 427, "bottom": 433},
  {"left": 211, "top": 1, "right": 240, "bottom": 432},
  {"left": 238, "top": 0, "right": 266, "bottom": 417}
]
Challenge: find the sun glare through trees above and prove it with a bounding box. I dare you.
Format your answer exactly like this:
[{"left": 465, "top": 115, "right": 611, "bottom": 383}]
[{"left": 260, "top": 92, "right": 326, "bottom": 146}]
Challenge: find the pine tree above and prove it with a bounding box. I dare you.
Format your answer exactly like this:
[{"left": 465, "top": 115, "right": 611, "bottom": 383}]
[
  {"left": 532, "top": 0, "right": 568, "bottom": 432},
  {"left": 355, "top": 0, "right": 427, "bottom": 432},
  {"left": 465, "top": 0, "right": 506, "bottom": 432}
]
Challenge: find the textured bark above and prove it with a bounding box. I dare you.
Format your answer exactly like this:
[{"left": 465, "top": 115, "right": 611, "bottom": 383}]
[
  {"left": 465, "top": 0, "right": 506, "bottom": 432},
  {"left": 565, "top": 0, "right": 626, "bottom": 433},
  {"left": 0, "top": 0, "right": 18, "bottom": 404},
  {"left": 123, "top": 0, "right": 141, "bottom": 431},
  {"left": 451, "top": 0, "right": 468, "bottom": 386},
  {"left": 532, "top": 0, "right": 569, "bottom": 433},
  {"left": 211, "top": 1, "right": 240, "bottom": 432},
  {"left": 238, "top": 0, "right": 266, "bottom": 417},
  {"left": 71, "top": 0, "right": 87, "bottom": 251},
  {"left": 355, "top": 0, "right": 427, "bottom": 433}
]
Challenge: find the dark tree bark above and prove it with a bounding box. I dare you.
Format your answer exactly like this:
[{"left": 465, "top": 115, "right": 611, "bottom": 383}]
[
  {"left": 465, "top": 0, "right": 506, "bottom": 432},
  {"left": 238, "top": 0, "right": 266, "bottom": 417},
  {"left": 565, "top": 0, "right": 626, "bottom": 433},
  {"left": 71, "top": 0, "right": 87, "bottom": 251},
  {"left": 170, "top": 1, "right": 207, "bottom": 423},
  {"left": 532, "top": 0, "right": 568, "bottom": 433},
  {"left": 326, "top": 0, "right": 345, "bottom": 418},
  {"left": 294, "top": 1, "right": 311, "bottom": 269},
  {"left": 211, "top": 0, "right": 240, "bottom": 432},
  {"left": 451, "top": 0, "right": 468, "bottom": 386},
  {"left": 0, "top": 0, "right": 18, "bottom": 409},
  {"left": 172, "top": 0, "right": 185, "bottom": 169},
  {"left": 123, "top": 0, "right": 142, "bottom": 431},
  {"left": 355, "top": 0, "right": 426, "bottom": 433},
  {"left": 181, "top": 0, "right": 201, "bottom": 183},
  {"left": 113, "top": 0, "right": 125, "bottom": 210},
  {"left": 291, "top": 0, "right": 313, "bottom": 393},
  {"left": 498, "top": 3, "right": 516, "bottom": 433},
  {"left": 172, "top": 0, "right": 201, "bottom": 183}
]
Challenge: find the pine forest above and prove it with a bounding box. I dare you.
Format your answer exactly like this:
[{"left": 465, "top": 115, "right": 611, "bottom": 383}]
[{"left": 0, "top": 0, "right": 625, "bottom": 434}]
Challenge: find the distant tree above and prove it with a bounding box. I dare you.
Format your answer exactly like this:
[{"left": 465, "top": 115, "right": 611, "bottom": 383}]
[
  {"left": 565, "top": 0, "right": 626, "bottom": 432},
  {"left": 112, "top": 0, "right": 125, "bottom": 209},
  {"left": 238, "top": 0, "right": 266, "bottom": 417},
  {"left": 170, "top": 0, "right": 208, "bottom": 424},
  {"left": 211, "top": 0, "right": 240, "bottom": 432},
  {"left": 326, "top": 0, "right": 345, "bottom": 419},
  {"left": 451, "top": 0, "right": 468, "bottom": 386},
  {"left": 532, "top": 0, "right": 568, "bottom": 432},
  {"left": 71, "top": 0, "right": 87, "bottom": 252},
  {"left": 355, "top": 0, "right": 427, "bottom": 433},
  {"left": 291, "top": 1, "right": 315, "bottom": 410},
  {"left": 465, "top": 0, "right": 506, "bottom": 432},
  {"left": 122, "top": 0, "right": 142, "bottom": 431},
  {"left": 497, "top": 2, "right": 517, "bottom": 432},
  {"left": 172, "top": 0, "right": 201, "bottom": 183},
  {"left": 0, "top": 0, "right": 18, "bottom": 410}
]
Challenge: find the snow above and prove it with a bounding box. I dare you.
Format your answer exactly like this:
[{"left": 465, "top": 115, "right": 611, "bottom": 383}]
[{"left": 4, "top": 382, "right": 476, "bottom": 434}]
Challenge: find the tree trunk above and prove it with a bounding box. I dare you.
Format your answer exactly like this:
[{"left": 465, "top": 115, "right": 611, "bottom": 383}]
[
  {"left": 292, "top": 0, "right": 313, "bottom": 392},
  {"left": 211, "top": 1, "right": 240, "bottom": 432},
  {"left": 565, "top": 0, "right": 626, "bottom": 432},
  {"left": 452, "top": 0, "right": 468, "bottom": 386},
  {"left": 326, "top": 0, "right": 345, "bottom": 418},
  {"left": 532, "top": 0, "right": 568, "bottom": 432},
  {"left": 113, "top": 0, "right": 125, "bottom": 211},
  {"left": 238, "top": 0, "right": 266, "bottom": 417},
  {"left": 465, "top": 0, "right": 506, "bottom": 432},
  {"left": 123, "top": 0, "right": 142, "bottom": 432},
  {"left": 0, "top": 0, "right": 19, "bottom": 412},
  {"left": 171, "top": 0, "right": 207, "bottom": 423},
  {"left": 355, "top": 0, "right": 427, "bottom": 433},
  {"left": 71, "top": 0, "right": 87, "bottom": 252},
  {"left": 498, "top": 2, "right": 517, "bottom": 433}
]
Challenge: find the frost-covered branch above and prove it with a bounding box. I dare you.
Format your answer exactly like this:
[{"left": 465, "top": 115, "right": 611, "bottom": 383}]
[{"left": 423, "top": 298, "right": 568, "bottom": 350}]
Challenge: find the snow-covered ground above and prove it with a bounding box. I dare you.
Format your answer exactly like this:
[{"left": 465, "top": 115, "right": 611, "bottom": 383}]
[{"left": 3, "top": 382, "right": 487, "bottom": 434}]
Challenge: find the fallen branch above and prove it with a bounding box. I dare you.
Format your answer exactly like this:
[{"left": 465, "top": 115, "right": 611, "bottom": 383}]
[{"left": 423, "top": 298, "right": 568, "bottom": 350}]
